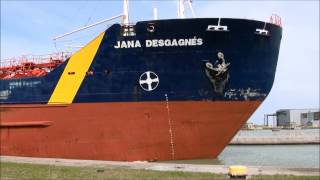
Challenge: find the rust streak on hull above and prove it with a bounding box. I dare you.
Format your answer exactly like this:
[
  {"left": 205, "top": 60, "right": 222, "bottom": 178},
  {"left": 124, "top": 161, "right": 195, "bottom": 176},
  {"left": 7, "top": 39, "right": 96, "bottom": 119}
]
[{"left": 0, "top": 101, "right": 260, "bottom": 161}]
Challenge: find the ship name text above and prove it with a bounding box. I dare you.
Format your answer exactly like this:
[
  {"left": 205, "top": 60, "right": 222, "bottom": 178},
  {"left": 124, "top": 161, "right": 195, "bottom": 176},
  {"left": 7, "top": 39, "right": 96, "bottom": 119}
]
[{"left": 114, "top": 37, "right": 203, "bottom": 49}]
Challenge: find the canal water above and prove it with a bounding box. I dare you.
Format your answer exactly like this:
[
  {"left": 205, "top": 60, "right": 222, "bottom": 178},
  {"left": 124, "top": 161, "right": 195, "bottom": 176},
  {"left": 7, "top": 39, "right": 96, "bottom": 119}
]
[
  {"left": 164, "top": 129, "right": 320, "bottom": 168},
  {"left": 219, "top": 144, "right": 319, "bottom": 168}
]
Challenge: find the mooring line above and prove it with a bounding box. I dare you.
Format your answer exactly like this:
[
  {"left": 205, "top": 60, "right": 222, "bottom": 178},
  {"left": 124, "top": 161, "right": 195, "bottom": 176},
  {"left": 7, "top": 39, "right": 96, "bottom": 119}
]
[{"left": 165, "top": 93, "right": 175, "bottom": 160}]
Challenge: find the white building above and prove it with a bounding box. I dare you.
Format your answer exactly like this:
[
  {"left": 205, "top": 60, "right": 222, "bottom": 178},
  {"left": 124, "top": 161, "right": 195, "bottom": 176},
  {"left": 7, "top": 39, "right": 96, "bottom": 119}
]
[{"left": 276, "top": 109, "right": 320, "bottom": 128}]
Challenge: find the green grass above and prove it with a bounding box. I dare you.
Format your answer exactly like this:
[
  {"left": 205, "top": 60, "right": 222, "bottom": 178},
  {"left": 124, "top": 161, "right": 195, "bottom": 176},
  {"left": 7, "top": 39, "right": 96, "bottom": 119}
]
[
  {"left": 0, "top": 162, "right": 319, "bottom": 180},
  {"left": 0, "top": 162, "right": 223, "bottom": 180}
]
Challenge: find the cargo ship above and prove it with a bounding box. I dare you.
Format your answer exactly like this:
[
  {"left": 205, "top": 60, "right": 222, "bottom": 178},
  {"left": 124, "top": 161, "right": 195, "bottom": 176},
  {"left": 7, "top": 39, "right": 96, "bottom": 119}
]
[{"left": 0, "top": 0, "right": 282, "bottom": 161}]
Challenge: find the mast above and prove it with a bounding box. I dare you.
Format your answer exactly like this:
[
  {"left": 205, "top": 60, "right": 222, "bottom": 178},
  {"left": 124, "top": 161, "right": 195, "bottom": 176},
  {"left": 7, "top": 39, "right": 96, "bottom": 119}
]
[
  {"left": 188, "top": 0, "right": 196, "bottom": 18},
  {"left": 123, "top": 0, "right": 129, "bottom": 24},
  {"left": 177, "top": 0, "right": 185, "bottom": 19},
  {"left": 178, "top": 0, "right": 195, "bottom": 18}
]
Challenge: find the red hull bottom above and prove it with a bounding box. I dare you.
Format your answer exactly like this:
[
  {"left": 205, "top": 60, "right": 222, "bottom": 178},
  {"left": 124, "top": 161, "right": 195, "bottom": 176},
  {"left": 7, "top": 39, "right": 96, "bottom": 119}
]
[{"left": 0, "top": 101, "right": 261, "bottom": 161}]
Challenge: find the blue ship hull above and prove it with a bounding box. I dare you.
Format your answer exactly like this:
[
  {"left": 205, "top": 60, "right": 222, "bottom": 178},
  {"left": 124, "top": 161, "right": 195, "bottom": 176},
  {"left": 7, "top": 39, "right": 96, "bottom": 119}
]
[{"left": 0, "top": 18, "right": 282, "bottom": 104}]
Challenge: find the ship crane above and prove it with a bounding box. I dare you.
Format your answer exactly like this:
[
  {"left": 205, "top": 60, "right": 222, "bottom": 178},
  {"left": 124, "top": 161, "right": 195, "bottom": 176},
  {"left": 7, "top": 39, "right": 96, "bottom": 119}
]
[
  {"left": 52, "top": 14, "right": 124, "bottom": 41},
  {"left": 52, "top": 0, "right": 132, "bottom": 41},
  {"left": 53, "top": 0, "right": 197, "bottom": 41}
]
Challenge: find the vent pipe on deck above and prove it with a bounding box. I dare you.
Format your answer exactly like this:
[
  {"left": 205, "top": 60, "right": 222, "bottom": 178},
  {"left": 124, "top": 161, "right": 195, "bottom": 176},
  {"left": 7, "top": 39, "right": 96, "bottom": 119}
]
[
  {"left": 123, "top": 0, "right": 129, "bottom": 25},
  {"left": 153, "top": 7, "right": 158, "bottom": 20}
]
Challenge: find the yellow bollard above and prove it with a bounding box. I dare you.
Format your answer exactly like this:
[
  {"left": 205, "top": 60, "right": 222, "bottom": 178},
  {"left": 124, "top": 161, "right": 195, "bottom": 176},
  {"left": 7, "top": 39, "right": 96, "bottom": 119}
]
[{"left": 228, "top": 165, "right": 248, "bottom": 179}]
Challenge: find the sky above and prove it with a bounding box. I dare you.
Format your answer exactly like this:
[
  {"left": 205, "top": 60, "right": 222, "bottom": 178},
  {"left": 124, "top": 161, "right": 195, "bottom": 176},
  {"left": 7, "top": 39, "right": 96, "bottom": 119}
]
[{"left": 1, "top": 0, "right": 319, "bottom": 124}]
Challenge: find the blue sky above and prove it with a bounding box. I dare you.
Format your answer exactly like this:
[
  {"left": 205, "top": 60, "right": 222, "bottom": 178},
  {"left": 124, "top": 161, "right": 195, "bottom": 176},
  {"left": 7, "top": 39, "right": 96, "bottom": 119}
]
[{"left": 1, "top": 1, "right": 319, "bottom": 124}]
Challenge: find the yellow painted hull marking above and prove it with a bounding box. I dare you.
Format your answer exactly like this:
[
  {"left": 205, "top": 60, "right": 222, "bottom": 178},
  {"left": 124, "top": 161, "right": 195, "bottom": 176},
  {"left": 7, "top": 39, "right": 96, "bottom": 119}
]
[{"left": 48, "top": 32, "right": 105, "bottom": 104}]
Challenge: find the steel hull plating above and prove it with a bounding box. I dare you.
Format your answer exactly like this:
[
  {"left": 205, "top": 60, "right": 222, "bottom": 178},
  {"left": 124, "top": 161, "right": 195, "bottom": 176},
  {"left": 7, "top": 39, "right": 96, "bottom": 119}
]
[
  {"left": 1, "top": 101, "right": 260, "bottom": 161},
  {"left": 0, "top": 18, "right": 282, "bottom": 161}
]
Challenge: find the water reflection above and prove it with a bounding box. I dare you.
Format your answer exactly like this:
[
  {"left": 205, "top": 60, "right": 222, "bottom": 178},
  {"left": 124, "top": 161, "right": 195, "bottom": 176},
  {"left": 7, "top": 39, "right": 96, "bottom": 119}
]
[{"left": 161, "top": 129, "right": 320, "bottom": 168}]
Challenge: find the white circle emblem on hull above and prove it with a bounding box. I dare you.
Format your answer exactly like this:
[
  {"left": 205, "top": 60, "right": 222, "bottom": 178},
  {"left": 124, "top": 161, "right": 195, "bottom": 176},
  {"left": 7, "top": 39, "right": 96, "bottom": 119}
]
[{"left": 139, "top": 71, "right": 159, "bottom": 91}]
